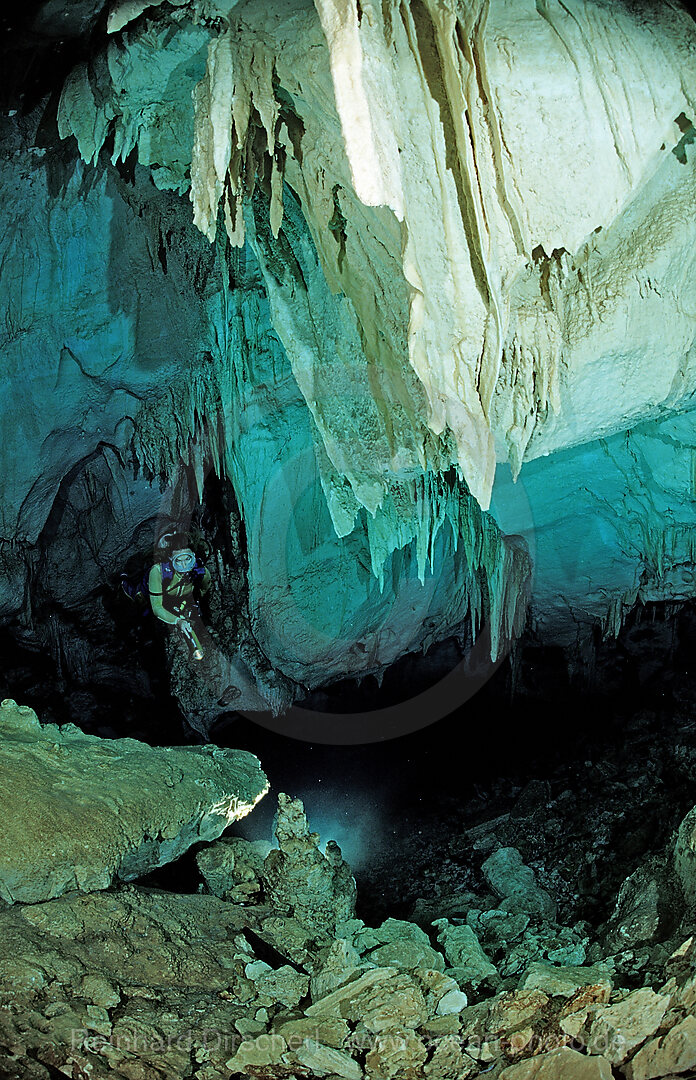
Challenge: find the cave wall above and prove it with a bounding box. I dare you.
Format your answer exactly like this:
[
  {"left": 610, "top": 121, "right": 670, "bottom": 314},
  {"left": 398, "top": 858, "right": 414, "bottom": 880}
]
[
  {"left": 0, "top": 111, "right": 526, "bottom": 706},
  {"left": 3, "top": 0, "right": 696, "bottom": 703}
]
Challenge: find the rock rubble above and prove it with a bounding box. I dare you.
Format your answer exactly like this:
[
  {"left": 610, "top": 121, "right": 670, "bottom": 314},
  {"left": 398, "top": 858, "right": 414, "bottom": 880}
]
[{"left": 2, "top": 780, "right": 696, "bottom": 1079}]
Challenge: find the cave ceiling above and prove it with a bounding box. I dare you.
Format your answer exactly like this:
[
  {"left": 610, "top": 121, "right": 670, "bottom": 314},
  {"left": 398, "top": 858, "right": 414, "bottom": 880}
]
[{"left": 2, "top": 0, "right": 696, "bottom": 715}]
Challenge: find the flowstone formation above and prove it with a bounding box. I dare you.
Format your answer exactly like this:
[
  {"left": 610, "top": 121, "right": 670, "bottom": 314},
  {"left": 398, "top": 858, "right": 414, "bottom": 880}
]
[
  {"left": 3, "top": 0, "right": 696, "bottom": 718},
  {"left": 0, "top": 698, "right": 268, "bottom": 903},
  {"left": 2, "top": 790, "right": 696, "bottom": 1079}
]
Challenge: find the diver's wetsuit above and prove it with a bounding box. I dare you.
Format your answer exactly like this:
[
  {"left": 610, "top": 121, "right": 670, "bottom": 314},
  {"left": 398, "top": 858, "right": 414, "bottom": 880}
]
[{"left": 148, "top": 560, "right": 211, "bottom": 655}]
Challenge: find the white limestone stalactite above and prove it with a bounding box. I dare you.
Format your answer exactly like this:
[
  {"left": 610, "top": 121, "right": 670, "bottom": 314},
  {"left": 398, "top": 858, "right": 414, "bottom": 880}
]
[{"left": 190, "top": 30, "right": 281, "bottom": 247}]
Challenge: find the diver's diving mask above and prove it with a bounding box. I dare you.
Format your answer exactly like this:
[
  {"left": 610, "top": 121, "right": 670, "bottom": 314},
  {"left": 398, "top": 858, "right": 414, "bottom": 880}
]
[{"left": 171, "top": 549, "right": 196, "bottom": 574}]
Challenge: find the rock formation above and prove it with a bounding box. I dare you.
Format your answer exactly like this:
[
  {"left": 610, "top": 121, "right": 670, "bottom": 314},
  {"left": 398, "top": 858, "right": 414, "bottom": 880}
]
[
  {"left": 0, "top": 698, "right": 268, "bottom": 903},
  {"left": 1, "top": 786, "right": 696, "bottom": 1079},
  {"left": 2, "top": 0, "right": 696, "bottom": 718}
]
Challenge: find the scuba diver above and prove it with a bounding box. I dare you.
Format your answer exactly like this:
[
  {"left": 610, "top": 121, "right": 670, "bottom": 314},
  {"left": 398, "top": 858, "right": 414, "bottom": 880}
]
[
  {"left": 147, "top": 534, "right": 211, "bottom": 661},
  {"left": 120, "top": 531, "right": 211, "bottom": 662}
]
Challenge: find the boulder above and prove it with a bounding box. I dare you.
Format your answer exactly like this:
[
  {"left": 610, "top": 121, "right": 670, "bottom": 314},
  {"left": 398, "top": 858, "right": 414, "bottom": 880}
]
[
  {"left": 424, "top": 1034, "right": 477, "bottom": 1079},
  {"left": 369, "top": 940, "right": 445, "bottom": 973},
  {"left": 225, "top": 1033, "right": 288, "bottom": 1073},
  {"left": 247, "top": 964, "right": 309, "bottom": 1009},
  {"left": 674, "top": 805, "right": 696, "bottom": 905},
  {"left": 499, "top": 1047, "right": 613, "bottom": 1079},
  {"left": 294, "top": 1037, "right": 363, "bottom": 1079},
  {"left": 273, "top": 1015, "right": 351, "bottom": 1051},
  {"left": 364, "top": 1029, "right": 428, "bottom": 1080},
  {"left": 310, "top": 938, "right": 364, "bottom": 1001},
  {"left": 196, "top": 836, "right": 272, "bottom": 903},
  {"left": 482, "top": 848, "right": 557, "bottom": 920},
  {"left": 432, "top": 921, "right": 498, "bottom": 989},
  {"left": 603, "top": 865, "right": 664, "bottom": 948},
  {"left": 519, "top": 961, "right": 613, "bottom": 1001},
  {"left": 0, "top": 700, "right": 268, "bottom": 903},
  {"left": 262, "top": 794, "right": 357, "bottom": 931},
  {"left": 624, "top": 1014, "right": 696, "bottom": 1080},
  {"left": 486, "top": 989, "right": 549, "bottom": 1037},
  {"left": 468, "top": 909, "right": 530, "bottom": 953},
  {"left": 305, "top": 968, "right": 428, "bottom": 1033},
  {"left": 413, "top": 969, "right": 468, "bottom": 1016},
  {"left": 584, "top": 987, "right": 671, "bottom": 1065}
]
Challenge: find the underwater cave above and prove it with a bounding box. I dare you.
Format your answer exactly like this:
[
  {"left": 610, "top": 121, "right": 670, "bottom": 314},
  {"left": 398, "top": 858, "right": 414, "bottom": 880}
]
[{"left": 2, "top": 1, "right": 696, "bottom": 1078}]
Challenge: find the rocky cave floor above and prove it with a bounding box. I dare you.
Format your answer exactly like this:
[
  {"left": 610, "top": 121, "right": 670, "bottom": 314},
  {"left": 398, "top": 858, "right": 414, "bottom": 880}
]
[{"left": 2, "top": 602, "right": 696, "bottom": 1078}]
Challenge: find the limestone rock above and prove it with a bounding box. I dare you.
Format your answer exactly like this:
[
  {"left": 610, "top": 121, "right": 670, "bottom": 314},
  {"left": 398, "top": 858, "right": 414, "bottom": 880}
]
[
  {"left": 262, "top": 794, "right": 357, "bottom": 931},
  {"left": 305, "top": 968, "right": 428, "bottom": 1033},
  {"left": 196, "top": 836, "right": 272, "bottom": 903},
  {"left": 584, "top": 987, "right": 671, "bottom": 1065},
  {"left": 469, "top": 909, "right": 530, "bottom": 954},
  {"left": 482, "top": 848, "right": 557, "bottom": 920},
  {"left": 251, "top": 965, "right": 310, "bottom": 1010},
  {"left": 432, "top": 920, "right": 498, "bottom": 989},
  {"left": 273, "top": 1015, "right": 350, "bottom": 1051},
  {"left": 674, "top": 805, "right": 696, "bottom": 905},
  {"left": 0, "top": 700, "right": 268, "bottom": 903},
  {"left": 260, "top": 915, "right": 329, "bottom": 968},
  {"left": 499, "top": 1047, "right": 613, "bottom": 1080},
  {"left": 368, "top": 939, "right": 445, "bottom": 973},
  {"left": 79, "top": 975, "right": 120, "bottom": 1009},
  {"left": 413, "top": 969, "right": 468, "bottom": 1016},
  {"left": 520, "top": 961, "right": 613, "bottom": 1001},
  {"left": 0, "top": 884, "right": 335, "bottom": 1078},
  {"left": 420, "top": 1014, "right": 462, "bottom": 1038},
  {"left": 226, "top": 1033, "right": 287, "bottom": 1073},
  {"left": 624, "top": 1014, "right": 696, "bottom": 1080},
  {"left": 359, "top": 919, "right": 446, "bottom": 972},
  {"left": 364, "top": 1029, "right": 427, "bottom": 1080},
  {"left": 310, "top": 939, "right": 364, "bottom": 1001},
  {"left": 603, "top": 865, "right": 664, "bottom": 948},
  {"left": 486, "top": 989, "right": 550, "bottom": 1037},
  {"left": 293, "top": 1037, "right": 363, "bottom": 1079},
  {"left": 424, "top": 1034, "right": 477, "bottom": 1079}
]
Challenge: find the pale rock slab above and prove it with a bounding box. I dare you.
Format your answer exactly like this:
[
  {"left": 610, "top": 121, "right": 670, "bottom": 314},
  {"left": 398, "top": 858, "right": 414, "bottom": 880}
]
[
  {"left": 273, "top": 1015, "right": 351, "bottom": 1051},
  {"left": 413, "top": 968, "right": 468, "bottom": 1016},
  {"left": 310, "top": 938, "right": 364, "bottom": 1001},
  {"left": 499, "top": 1046, "right": 613, "bottom": 1080},
  {"left": 520, "top": 960, "right": 613, "bottom": 1000},
  {"left": 368, "top": 939, "right": 445, "bottom": 973},
  {"left": 0, "top": 699, "right": 268, "bottom": 904},
  {"left": 305, "top": 968, "right": 428, "bottom": 1032},
  {"left": 294, "top": 1037, "right": 363, "bottom": 1079},
  {"left": 226, "top": 1033, "right": 288, "bottom": 1073},
  {"left": 584, "top": 987, "right": 671, "bottom": 1065},
  {"left": 624, "top": 1014, "right": 696, "bottom": 1080}
]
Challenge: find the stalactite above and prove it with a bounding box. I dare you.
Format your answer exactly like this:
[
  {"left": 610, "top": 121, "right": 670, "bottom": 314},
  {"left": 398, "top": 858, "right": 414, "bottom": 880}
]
[
  {"left": 190, "top": 30, "right": 282, "bottom": 247},
  {"left": 365, "top": 469, "right": 530, "bottom": 661}
]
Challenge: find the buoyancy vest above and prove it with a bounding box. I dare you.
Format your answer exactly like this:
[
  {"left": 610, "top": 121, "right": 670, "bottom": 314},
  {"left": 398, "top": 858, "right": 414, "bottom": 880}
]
[
  {"left": 121, "top": 558, "right": 207, "bottom": 609},
  {"left": 158, "top": 558, "right": 207, "bottom": 605}
]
